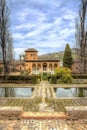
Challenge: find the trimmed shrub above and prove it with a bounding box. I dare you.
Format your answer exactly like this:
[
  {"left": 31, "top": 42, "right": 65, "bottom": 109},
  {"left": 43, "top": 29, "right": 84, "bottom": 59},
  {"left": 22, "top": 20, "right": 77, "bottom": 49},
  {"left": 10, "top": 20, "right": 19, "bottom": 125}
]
[
  {"left": 59, "top": 73, "right": 73, "bottom": 83},
  {"left": 0, "top": 75, "right": 41, "bottom": 84},
  {"left": 72, "top": 74, "right": 87, "bottom": 79},
  {"left": 50, "top": 75, "right": 57, "bottom": 84},
  {"left": 20, "top": 70, "right": 31, "bottom": 76},
  {"left": 7, "top": 75, "right": 31, "bottom": 83},
  {"left": 42, "top": 72, "right": 48, "bottom": 80},
  {"left": 55, "top": 67, "right": 73, "bottom": 83},
  {"left": 30, "top": 75, "right": 37, "bottom": 84}
]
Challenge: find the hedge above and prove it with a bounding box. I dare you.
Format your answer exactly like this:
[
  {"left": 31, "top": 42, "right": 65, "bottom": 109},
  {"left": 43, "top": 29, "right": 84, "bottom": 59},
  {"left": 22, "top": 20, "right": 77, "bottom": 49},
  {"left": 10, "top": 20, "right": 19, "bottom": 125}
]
[
  {"left": 72, "top": 74, "right": 87, "bottom": 79},
  {"left": 48, "top": 74, "right": 87, "bottom": 81},
  {"left": 0, "top": 75, "right": 41, "bottom": 84},
  {"left": 48, "top": 75, "right": 60, "bottom": 81},
  {"left": 50, "top": 76, "right": 57, "bottom": 84}
]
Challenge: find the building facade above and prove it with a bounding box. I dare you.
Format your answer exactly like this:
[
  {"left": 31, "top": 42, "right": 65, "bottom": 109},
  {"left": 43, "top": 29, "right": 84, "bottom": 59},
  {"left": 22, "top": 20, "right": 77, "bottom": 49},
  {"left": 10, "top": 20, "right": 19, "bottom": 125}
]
[
  {"left": 71, "top": 60, "right": 81, "bottom": 74},
  {"left": 1, "top": 48, "right": 87, "bottom": 74},
  {"left": 24, "top": 48, "right": 60, "bottom": 74}
]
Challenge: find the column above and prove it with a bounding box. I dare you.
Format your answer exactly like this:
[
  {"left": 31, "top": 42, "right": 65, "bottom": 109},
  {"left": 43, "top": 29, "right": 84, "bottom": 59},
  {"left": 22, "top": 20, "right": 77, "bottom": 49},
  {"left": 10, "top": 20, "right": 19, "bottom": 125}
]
[{"left": 40, "top": 62, "right": 43, "bottom": 73}]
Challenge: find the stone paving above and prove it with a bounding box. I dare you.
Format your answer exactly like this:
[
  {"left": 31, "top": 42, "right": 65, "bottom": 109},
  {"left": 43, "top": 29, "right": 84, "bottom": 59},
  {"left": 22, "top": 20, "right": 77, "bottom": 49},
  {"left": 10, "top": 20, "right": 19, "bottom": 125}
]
[
  {"left": 21, "top": 112, "right": 66, "bottom": 119},
  {"left": 0, "top": 81, "right": 87, "bottom": 129},
  {"left": 0, "top": 98, "right": 87, "bottom": 112},
  {"left": 32, "top": 81, "right": 56, "bottom": 98},
  {"left": 0, "top": 119, "right": 87, "bottom": 130}
]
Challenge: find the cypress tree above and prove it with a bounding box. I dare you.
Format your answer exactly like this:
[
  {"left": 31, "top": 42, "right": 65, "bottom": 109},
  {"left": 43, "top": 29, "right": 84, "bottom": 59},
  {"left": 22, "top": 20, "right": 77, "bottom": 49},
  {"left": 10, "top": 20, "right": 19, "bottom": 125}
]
[{"left": 63, "top": 44, "right": 73, "bottom": 68}]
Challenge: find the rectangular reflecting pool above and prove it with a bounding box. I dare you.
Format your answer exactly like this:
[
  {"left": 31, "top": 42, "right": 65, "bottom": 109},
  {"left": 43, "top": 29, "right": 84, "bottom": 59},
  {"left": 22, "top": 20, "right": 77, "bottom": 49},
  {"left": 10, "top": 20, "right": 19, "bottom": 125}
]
[
  {"left": 56, "top": 88, "right": 87, "bottom": 98},
  {"left": 0, "top": 87, "right": 87, "bottom": 98}
]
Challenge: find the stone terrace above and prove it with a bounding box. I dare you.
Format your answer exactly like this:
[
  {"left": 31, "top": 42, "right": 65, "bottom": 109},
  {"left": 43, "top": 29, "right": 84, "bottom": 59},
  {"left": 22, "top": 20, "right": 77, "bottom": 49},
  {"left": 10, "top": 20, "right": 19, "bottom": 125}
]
[
  {"left": 0, "top": 98, "right": 87, "bottom": 112},
  {"left": 0, "top": 119, "right": 87, "bottom": 130},
  {"left": 0, "top": 98, "right": 87, "bottom": 129}
]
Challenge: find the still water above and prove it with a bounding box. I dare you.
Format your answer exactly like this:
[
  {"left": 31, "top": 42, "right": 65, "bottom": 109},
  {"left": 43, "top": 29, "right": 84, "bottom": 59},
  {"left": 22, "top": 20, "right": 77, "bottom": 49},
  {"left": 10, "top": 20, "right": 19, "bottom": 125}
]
[
  {"left": 56, "top": 88, "right": 77, "bottom": 98},
  {"left": 0, "top": 88, "right": 32, "bottom": 97},
  {"left": 56, "top": 88, "right": 87, "bottom": 97},
  {"left": 0, "top": 87, "right": 87, "bottom": 97}
]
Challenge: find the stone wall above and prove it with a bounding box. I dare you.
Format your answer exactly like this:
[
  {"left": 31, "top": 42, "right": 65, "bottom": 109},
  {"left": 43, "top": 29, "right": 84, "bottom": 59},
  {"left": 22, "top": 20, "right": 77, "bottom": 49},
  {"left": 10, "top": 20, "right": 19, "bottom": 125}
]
[
  {"left": 0, "top": 107, "right": 23, "bottom": 120},
  {"left": 65, "top": 106, "right": 87, "bottom": 119}
]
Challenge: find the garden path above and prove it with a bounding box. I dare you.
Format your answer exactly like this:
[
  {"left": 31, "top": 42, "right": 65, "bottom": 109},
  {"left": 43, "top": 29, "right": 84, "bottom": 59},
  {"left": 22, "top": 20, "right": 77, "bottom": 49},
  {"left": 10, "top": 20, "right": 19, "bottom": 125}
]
[{"left": 32, "top": 80, "right": 56, "bottom": 98}]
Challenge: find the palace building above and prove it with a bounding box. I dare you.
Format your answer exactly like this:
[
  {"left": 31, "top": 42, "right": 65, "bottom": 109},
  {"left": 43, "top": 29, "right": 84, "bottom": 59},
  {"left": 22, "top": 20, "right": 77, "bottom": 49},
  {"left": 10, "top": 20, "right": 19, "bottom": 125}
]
[
  {"left": 0, "top": 48, "right": 86, "bottom": 74},
  {"left": 0, "top": 48, "right": 60, "bottom": 74},
  {"left": 23, "top": 48, "right": 60, "bottom": 74}
]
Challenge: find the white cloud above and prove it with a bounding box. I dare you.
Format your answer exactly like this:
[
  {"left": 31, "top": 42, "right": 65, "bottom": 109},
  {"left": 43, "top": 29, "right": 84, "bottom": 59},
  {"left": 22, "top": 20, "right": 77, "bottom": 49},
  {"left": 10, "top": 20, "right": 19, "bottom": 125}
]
[
  {"left": 59, "top": 28, "right": 75, "bottom": 40},
  {"left": 14, "top": 39, "right": 67, "bottom": 59},
  {"left": 17, "top": 8, "right": 30, "bottom": 21},
  {"left": 14, "top": 23, "right": 36, "bottom": 30},
  {"left": 14, "top": 48, "right": 25, "bottom": 59},
  {"left": 63, "top": 9, "right": 77, "bottom": 20},
  {"left": 13, "top": 33, "right": 23, "bottom": 39},
  {"left": 54, "top": 18, "right": 62, "bottom": 25},
  {"left": 8, "top": 0, "right": 80, "bottom": 59}
]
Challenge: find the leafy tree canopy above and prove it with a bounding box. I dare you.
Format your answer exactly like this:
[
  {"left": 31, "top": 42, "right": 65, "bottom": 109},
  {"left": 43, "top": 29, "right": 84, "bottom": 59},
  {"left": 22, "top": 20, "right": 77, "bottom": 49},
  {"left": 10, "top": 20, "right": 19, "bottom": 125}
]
[{"left": 55, "top": 67, "right": 73, "bottom": 83}]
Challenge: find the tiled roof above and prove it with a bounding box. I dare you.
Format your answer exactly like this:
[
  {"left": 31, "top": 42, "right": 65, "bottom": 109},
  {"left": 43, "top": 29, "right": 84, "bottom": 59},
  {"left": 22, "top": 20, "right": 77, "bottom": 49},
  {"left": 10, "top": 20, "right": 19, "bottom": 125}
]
[
  {"left": 25, "top": 59, "right": 60, "bottom": 62},
  {"left": 25, "top": 48, "right": 38, "bottom": 52},
  {"left": 38, "top": 56, "right": 60, "bottom": 61}
]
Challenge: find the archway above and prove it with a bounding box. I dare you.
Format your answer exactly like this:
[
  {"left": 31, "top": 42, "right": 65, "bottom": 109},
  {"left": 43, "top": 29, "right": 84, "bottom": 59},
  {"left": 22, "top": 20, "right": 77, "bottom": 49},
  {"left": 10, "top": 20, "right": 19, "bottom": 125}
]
[{"left": 43, "top": 63, "right": 47, "bottom": 71}]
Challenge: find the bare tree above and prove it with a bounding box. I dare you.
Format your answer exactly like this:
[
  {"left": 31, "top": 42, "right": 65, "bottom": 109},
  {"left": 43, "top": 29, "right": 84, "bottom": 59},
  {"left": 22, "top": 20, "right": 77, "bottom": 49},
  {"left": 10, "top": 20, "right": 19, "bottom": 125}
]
[
  {"left": 6, "top": 32, "right": 14, "bottom": 72},
  {"left": 0, "top": 0, "right": 13, "bottom": 75},
  {"left": 75, "top": 17, "right": 81, "bottom": 56},
  {"left": 0, "top": 0, "right": 14, "bottom": 97},
  {"left": 75, "top": 0, "right": 87, "bottom": 73},
  {"left": 0, "top": 46, "right": 2, "bottom": 60},
  {"left": 80, "top": 0, "right": 87, "bottom": 74}
]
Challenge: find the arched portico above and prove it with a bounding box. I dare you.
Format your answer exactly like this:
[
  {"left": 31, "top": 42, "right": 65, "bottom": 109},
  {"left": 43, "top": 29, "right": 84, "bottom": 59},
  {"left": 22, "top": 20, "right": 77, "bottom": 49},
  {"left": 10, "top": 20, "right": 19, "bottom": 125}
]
[
  {"left": 43, "top": 63, "right": 47, "bottom": 71},
  {"left": 32, "top": 64, "right": 36, "bottom": 70}
]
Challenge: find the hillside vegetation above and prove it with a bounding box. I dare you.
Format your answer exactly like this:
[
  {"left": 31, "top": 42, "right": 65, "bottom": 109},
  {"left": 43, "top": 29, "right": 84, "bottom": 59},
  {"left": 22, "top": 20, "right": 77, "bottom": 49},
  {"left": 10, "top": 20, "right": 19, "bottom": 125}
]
[{"left": 39, "top": 48, "right": 78, "bottom": 61}]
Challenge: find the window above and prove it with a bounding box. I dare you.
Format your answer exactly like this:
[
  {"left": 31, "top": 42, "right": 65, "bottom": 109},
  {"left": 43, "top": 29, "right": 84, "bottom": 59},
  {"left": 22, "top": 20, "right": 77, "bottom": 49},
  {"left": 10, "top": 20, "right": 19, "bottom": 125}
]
[
  {"left": 43, "top": 63, "right": 47, "bottom": 70},
  {"left": 49, "top": 64, "right": 52, "bottom": 70},
  {"left": 37, "top": 64, "right": 41, "bottom": 70},
  {"left": 54, "top": 64, "right": 57, "bottom": 68},
  {"left": 49, "top": 64, "right": 52, "bottom": 67},
  {"left": 31, "top": 54, "right": 35, "bottom": 56},
  {"left": 26, "top": 57, "right": 28, "bottom": 60}
]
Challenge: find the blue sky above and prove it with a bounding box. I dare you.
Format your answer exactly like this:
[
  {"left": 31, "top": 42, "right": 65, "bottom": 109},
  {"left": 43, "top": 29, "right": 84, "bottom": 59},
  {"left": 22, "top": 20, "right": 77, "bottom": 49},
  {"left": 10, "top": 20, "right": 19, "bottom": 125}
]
[{"left": 7, "top": 0, "right": 80, "bottom": 59}]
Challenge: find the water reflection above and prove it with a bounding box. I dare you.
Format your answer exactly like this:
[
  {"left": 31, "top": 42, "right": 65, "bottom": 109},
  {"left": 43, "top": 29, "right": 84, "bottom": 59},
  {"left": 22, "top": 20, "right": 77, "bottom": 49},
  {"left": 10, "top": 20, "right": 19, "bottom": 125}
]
[
  {"left": 56, "top": 88, "right": 76, "bottom": 98},
  {"left": 15, "top": 88, "right": 32, "bottom": 97},
  {"left": 0, "top": 88, "right": 5, "bottom": 97},
  {"left": 0, "top": 88, "right": 32, "bottom": 97},
  {"left": 84, "top": 88, "right": 87, "bottom": 96},
  {"left": 56, "top": 88, "right": 87, "bottom": 98},
  {"left": 0, "top": 87, "right": 87, "bottom": 97}
]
